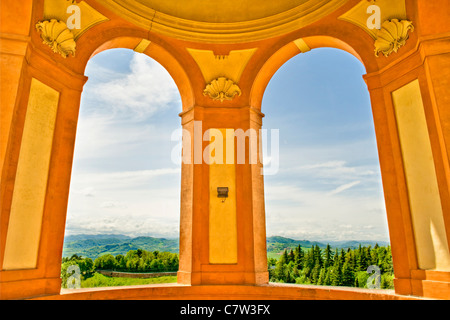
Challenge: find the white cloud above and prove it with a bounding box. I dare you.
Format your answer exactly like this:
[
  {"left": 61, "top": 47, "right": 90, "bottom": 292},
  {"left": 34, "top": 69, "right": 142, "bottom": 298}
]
[
  {"left": 65, "top": 215, "right": 179, "bottom": 238},
  {"left": 295, "top": 161, "right": 377, "bottom": 180},
  {"left": 327, "top": 181, "right": 361, "bottom": 195},
  {"left": 94, "top": 52, "right": 180, "bottom": 119},
  {"left": 100, "top": 201, "right": 127, "bottom": 209},
  {"left": 299, "top": 161, "right": 347, "bottom": 170},
  {"left": 66, "top": 50, "right": 183, "bottom": 239},
  {"left": 66, "top": 167, "right": 181, "bottom": 237},
  {"left": 99, "top": 168, "right": 181, "bottom": 180},
  {"left": 79, "top": 187, "right": 95, "bottom": 197},
  {"left": 64, "top": 49, "right": 390, "bottom": 243},
  {"left": 264, "top": 182, "right": 389, "bottom": 242}
]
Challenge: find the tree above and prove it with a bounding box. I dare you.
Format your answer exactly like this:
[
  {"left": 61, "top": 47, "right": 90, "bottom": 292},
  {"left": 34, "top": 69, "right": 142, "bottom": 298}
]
[
  {"left": 269, "top": 244, "right": 394, "bottom": 289},
  {"left": 115, "top": 254, "right": 127, "bottom": 270},
  {"left": 94, "top": 254, "right": 117, "bottom": 270},
  {"left": 323, "top": 244, "right": 333, "bottom": 268},
  {"left": 356, "top": 244, "right": 368, "bottom": 272},
  {"left": 329, "top": 265, "right": 342, "bottom": 286},
  {"left": 310, "top": 260, "right": 321, "bottom": 284},
  {"left": 61, "top": 256, "right": 95, "bottom": 288},
  {"left": 273, "top": 260, "right": 288, "bottom": 282},
  {"left": 341, "top": 261, "right": 355, "bottom": 287},
  {"left": 317, "top": 268, "right": 326, "bottom": 285},
  {"left": 294, "top": 245, "right": 304, "bottom": 268},
  {"left": 313, "top": 245, "right": 323, "bottom": 267}
]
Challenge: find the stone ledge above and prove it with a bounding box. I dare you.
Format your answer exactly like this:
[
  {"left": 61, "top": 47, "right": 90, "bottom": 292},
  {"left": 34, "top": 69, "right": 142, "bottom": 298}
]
[
  {"left": 30, "top": 283, "right": 427, "bottom": 300},
  {"left": 97, "top": 270, "right": 177, "bottom": 279}
]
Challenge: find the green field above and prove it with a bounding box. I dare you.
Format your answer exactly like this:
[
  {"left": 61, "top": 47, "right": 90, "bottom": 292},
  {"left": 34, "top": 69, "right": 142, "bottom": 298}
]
[{"left": 80, "top": 273, "right": 177, "bottom": 288}]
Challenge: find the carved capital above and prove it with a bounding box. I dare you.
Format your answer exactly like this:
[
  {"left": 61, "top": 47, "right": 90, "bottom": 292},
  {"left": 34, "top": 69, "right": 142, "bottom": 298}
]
[
  {"left": 374, "top": 19, "right": 414, "bottom": 57},
  {"left": 36, "top": 19, "right": 76, "bottom": 58},
  {"left": 203, "top": 77, "right": 242, "bottom": 102}
]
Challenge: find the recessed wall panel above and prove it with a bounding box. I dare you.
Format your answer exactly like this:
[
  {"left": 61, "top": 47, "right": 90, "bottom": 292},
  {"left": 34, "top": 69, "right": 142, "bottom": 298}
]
[
  {"left": 392, "top": 79, "right": 450, "bottom": 271},
  {"left": 3, "top": 78, "right": 59, "bottom": 270}
]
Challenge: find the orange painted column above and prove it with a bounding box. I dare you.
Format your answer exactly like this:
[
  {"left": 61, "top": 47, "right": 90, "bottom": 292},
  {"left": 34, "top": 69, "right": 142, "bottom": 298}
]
[
  {"left": 0, "top": 40, "right": 87, "bottom": 299},
  {"left": 177, "top": 105, "right": 268, "bottom": 286},
  {"left": 415, "top": 39, "right": 450, "bottom": 300},
  {"left": 422, "top": 48, "right": 450, "bottom": 245},
  {"left": 364, "top": 81, "right": 417, "bottom": 296},
  {"left": 365, "top": 32, "right": 450, "bottom": 299},
  {"left": 0, "top": 0, "right": 34, "bottom": 176}
]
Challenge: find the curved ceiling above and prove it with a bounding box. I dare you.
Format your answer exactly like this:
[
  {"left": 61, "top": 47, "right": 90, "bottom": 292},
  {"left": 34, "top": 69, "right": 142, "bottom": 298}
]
[
  {"left": 133, "top": 0, "right": 308, "bottom": 23},
  {"left": 95, "top": 0, "right": 349, "bottom": 43}
]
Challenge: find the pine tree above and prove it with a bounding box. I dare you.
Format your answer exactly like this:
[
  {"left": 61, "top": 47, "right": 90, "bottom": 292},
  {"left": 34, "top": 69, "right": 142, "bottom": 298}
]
[
  {"left": 274, "top": 253, "right": 288, "bottom": 282},
  {"left": 282, "top": 249, "right": 289, "bottom": 264},
  {"left": 288, "top": 249, "right": 295, "bottom": 263},
  {"left": 317, "top": 268, "right": 326, "bottom": 285},
  {"left": 348, "top": 250, "right": 357, "bottom": 271},
  {"left": 330, "top": 250, "right": 343, "bottom": 286},
  {"left": 304, "top": 247, "right": 315, "bottom": 272},
  {"left": 269, "top": 244, "right": 394, "bottom": 289},
  {"left": 313, "top": 245, "right": 323, "bottom": 267},
  {"left": 341, "top": 261, "right": 355, "bottom": 287},
  {"left": 295, "top": 245, "right": 304, "bottom": 269},
  {"left": 324, "top": 244, "right": 333, "bottom": 268},
  {"left": 356, "top": 245, "right": 368, "bottom": 272},
  {"left": 339, "top": 248, "right": 346, "bottom": 265},
  {"left": 323, "top": 267, "right": 332, "bottom": 286},
  {"left": 311, "top": 260, "right": 321, "bottom": 284},
  {"left": 329, "top": 265, "right": 342, "bottom": 286}
]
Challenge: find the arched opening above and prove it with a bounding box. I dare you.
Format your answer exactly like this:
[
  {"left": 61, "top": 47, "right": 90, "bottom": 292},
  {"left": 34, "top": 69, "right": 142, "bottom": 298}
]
[
  {"left": 261, "top": 47, "right": 393, "bottom": 289},
  {"left": 62, "top": 48, "right": 183, "bottom": 289}
]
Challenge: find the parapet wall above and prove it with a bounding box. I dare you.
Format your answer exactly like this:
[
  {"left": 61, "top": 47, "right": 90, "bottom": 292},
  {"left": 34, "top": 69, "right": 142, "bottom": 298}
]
[
  {"left": 33, "top": 284, "right": 425, "bottom": 300},
  {"left": 96, "top": 270, "right": 178, "bottom": 279}
]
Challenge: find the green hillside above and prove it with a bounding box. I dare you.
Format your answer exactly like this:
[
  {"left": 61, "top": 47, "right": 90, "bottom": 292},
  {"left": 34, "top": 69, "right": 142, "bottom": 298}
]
[
  {"left": 63, "top": 234, "right": 389, "bottom": 260},
  {"left": 63, "top": 235, "right": 179, "bottom": 259}
]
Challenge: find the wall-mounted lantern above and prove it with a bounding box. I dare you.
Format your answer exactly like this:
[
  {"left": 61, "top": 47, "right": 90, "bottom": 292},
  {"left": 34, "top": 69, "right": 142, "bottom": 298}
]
[{"left": 217, "top": 187, "right": 229, "bottom": 202}]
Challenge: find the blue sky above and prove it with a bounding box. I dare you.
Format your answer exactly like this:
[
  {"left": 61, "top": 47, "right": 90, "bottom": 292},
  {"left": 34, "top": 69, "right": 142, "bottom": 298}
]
[{"left": 65, "top": 47, "right": 390, "bottom": 242}]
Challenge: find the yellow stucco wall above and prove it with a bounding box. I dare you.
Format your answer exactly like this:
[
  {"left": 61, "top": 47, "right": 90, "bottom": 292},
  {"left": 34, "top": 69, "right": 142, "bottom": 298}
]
[
  {"left": 208, "top": 129, "right": 238, "bottom": 264},
  {"left": 2, "top": 78, "right": 59, "bottom": 270},
  {"left": 392, "top": 79, "right": 450, "bottom": 271}
]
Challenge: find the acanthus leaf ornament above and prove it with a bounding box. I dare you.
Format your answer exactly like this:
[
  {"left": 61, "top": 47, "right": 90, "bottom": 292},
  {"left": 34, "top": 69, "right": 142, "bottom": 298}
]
[
  {"left": 374, "top": 19, "right": 414, "bottom": 57},
  {"left": 36, "top": 19, "right": 76, "bottom": 58},
  {"left": 203, "top": 77, "right": 242, "bottom": 102}
]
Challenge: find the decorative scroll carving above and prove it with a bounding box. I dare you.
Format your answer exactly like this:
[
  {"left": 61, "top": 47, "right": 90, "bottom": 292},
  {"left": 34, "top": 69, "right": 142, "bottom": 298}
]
[
  {"left": 36, "top": 19, "right": 76, "bottom": 58},
  {"left": 374, "top": 19, "right": 414, "bottom": 57},
  {"left": 203, "top": 77, "right": 242, "bottom": 102}
]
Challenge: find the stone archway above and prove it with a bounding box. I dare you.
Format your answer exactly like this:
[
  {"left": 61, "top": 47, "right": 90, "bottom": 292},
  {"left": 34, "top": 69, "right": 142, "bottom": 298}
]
[
  {"left": 1, "top": 0, "right": 450, "bottom": 300},
  {"left": 249, "top": 30, "right": 450, "bottom": 299}
]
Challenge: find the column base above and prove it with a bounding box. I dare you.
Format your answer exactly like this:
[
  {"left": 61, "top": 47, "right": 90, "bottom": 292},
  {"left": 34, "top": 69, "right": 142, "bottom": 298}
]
[
  {"left": 0, "top": 276, "right": 61, "bottom": 300},
  {"left": 410, "top": 270, "right": 450, "bottom": 300},
  {"left": 395, "top": 270, "right": 450, "bottom": 299},
  {"left": 177, "top": 270, "right": 269, "bottom": 286}
]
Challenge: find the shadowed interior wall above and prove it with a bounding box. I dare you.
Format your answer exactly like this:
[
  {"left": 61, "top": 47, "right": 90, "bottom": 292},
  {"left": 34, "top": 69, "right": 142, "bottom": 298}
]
[
  {"left": 392, "top": 79, "right": 450, "bottom": 271},
  {"left": 2, "top": 78, "right": 60, "bottom": 270}
]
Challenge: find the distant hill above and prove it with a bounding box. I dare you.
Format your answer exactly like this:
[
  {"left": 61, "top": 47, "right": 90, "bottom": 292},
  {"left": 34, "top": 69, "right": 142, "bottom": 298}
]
[
  {"left": 325, "top": 240, "right": 390, "bottom": 249},
  {"left": 266, "top": 236, "right": 326, "bottom": 251},
  {"left": 63, "top": 234, "right": 389, "bottom": 260},
  {"left": 64, "top": 234, "right": 132, "bottom": 242},
  {"left": 63, "top": 235, "right": 179, "bottom": 260}
]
